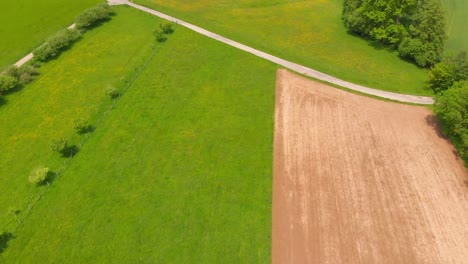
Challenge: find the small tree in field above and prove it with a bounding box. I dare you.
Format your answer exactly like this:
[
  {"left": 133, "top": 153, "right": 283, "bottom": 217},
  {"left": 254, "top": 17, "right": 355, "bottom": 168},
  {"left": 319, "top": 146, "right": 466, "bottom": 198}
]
[
  {"left": 154, "top": 30, "right": 167, "bottom": 42},
  {"left": 50, "top": 138, "right": 69, "bottom": 153},
  {"left": 160, "top": 23, "right": 174, "bottom": 34},
  {"left": 73, "top": 119, "right": 90, "bottom": 134},
  {"left": 28, "top": 166, "right": 50, "bottom": 185},
  {"left": 105, "top": 86, "right": 120, "bottom": 99},
  {"left": 0, "top": 75, "right": 18, "bottom": 94}
]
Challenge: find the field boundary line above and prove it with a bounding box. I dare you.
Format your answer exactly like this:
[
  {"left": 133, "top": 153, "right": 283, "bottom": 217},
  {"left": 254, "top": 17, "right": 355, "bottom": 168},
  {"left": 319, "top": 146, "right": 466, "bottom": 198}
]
[{"left": 113, "top": 0, "right": 434, "bottom": 105}]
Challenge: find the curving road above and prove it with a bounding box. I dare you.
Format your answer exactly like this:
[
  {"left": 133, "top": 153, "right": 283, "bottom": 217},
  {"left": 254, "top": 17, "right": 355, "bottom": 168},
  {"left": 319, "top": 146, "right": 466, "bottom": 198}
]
[
  {"left": 14, "top": 0, "right": 434, "bottom": 104},
  {"left": 109, "top": 0, "right": 434, "bottom": 105}
]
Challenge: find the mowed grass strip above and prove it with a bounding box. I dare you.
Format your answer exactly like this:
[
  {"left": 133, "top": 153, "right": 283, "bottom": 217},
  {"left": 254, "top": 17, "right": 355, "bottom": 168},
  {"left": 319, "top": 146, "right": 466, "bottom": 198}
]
[
  {"left": 0, "top": 7, "right": 162, "bottom": 230},
  {"left": 1, "top": 11, "right": 275, "bottom": 263},
  {"left": 441, "top": 0, "right": 468, "bottom": 52},
  {"left": 0, "top": 0, "right": 102, "bottom": 69},
  {"left": 135, "top": 0, "right": 432, "bottom": 96}
]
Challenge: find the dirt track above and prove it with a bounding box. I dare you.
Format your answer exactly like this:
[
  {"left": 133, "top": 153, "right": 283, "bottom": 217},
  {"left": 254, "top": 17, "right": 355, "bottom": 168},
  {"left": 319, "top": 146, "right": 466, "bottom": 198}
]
[{"left": 272, "top": 69, "right": 468, "bottom": 264}]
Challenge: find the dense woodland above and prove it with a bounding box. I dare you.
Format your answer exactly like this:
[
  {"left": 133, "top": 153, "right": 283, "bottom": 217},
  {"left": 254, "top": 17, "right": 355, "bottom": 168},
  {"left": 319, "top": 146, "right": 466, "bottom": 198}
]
[{"left": 343, "top": 0, "right": 446, "bottom": 67}]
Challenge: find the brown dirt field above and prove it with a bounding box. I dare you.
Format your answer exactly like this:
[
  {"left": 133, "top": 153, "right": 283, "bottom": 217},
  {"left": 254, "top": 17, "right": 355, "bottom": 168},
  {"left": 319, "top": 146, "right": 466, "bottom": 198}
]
[{"left": 272, "top": 69, "right": 468, "bottom": 264}]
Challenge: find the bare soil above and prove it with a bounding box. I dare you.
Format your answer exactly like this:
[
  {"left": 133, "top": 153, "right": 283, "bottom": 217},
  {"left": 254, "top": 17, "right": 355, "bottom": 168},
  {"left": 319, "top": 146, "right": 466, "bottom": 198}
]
[{"left": 272, "top": 69, "right": 468, "bottom": 264}]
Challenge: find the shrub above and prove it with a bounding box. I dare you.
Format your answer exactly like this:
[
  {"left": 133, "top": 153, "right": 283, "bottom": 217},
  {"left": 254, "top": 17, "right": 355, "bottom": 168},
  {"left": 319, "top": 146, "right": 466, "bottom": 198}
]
[
  {"left": 154, "top": 30, "right": 167, "bottom": 42},
  {"left": 73, "top": 119, "right": 91, "bottom": 134},
  {"left": 0, "top": 75, "right": 18, "bottom": 94},
  {"left": 76, "top": 4, "right": 112, "bottom": 30},
  {"left": 105, "top": 87, "right": 120, "bottom": 98},
  {"left": 28, "top": 166, "right": 50, "bottom": 185},
  {"left": 50, "top": 137, "right": 70, "bottom": 153},
  {"left": 160, "top": 23, "right": 174, "bottom": 34},
  {"left": 33, "top": 28, "right": 81, "bottom": 61}
]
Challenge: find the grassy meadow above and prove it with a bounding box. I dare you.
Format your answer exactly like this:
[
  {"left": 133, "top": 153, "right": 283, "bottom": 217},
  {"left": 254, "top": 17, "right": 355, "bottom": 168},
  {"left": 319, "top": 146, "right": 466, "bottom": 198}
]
[
  {"left": 0, "top": 5, "right": 160, "bottom": 243},
  {"left": 134, "top": 0, "right": 433, "bottom": 96},
  {"left": 441, "top": 0, "right": 468, "bottom": 53},
  {"left": 0, "top": 0, "right": 101, "bottom": 70},
  {"left": 1, "top": 6, "right": 274, "bottom": 263}
]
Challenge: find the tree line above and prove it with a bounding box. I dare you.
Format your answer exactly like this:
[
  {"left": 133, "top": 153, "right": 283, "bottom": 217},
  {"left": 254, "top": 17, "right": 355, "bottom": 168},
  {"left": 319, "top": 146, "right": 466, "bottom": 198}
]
[{"left": 343, "top": 0, "right": 446, "bottom": 67}]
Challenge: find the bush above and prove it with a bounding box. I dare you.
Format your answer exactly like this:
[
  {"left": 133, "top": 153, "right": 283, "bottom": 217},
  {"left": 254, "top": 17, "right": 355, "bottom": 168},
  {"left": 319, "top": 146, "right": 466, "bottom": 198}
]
[
  {"left": 0, "top": 75, "right": 18, "bottom": 94},
  {"left": 160, "top": 23, "right": 174, "bottom": 34},
  {"left": 33, "top": 29, "right": 81, "bottom": 61},
  {"left": 105, "top": 87, "right": 120, "bottom": 98},
  {"left": 73, "top": 119, "right": 91, "bottom": 134},
  {"left": 50, "top": 137, "right": 70, "bottom": 153},
  {"left": 154, "top": 30, "right": 167, "bottom": 42},
  {"left": 76, "top": 4, "right": 112, "bottom": 30},
  {"left": 28, "top": 166, "right": 50, "bottom": 185}
]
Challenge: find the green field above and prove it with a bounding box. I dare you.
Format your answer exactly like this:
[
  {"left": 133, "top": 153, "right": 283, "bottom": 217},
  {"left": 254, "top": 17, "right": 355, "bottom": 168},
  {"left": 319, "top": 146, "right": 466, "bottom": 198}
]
[
  {"left": 0, "top": 6, "right": 274, "bottom": 263},
  {"left": 442, "top": 0, "right": 468, "bottom": 53},
  {"left": 134, "top": 0, "right": 433, "bottom": 96},
  {"left": 0, "top": 0, "right": 101, "bottom": 70}
]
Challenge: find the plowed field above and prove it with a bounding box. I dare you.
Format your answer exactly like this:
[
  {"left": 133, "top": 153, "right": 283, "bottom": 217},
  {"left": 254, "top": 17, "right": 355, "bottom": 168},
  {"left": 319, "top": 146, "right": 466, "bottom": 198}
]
[{"left": 272, "top": 69, "right": 468, "bottom": 264}]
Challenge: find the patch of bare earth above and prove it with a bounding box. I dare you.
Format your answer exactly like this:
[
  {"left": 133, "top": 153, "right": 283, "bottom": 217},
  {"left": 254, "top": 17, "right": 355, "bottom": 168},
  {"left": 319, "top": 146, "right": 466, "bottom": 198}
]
[{"left": 272, "top": 69, "right": 468, "bottom": 264}]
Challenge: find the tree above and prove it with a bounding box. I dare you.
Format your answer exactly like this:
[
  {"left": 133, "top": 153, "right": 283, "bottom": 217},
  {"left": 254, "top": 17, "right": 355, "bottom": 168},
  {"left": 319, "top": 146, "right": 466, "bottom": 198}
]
[
  {"left": 73, "top": 119, "right": 92, "bottom": 134},
  {"left": 342, "top": 0, "right": 446, "bottom": 67},
  {"left": 435, "top": 81, "right": 468, "bottom": 160},
  {"left": 428, "top": 52, "right": 468, "bottom": 93},
  {"left": 0, "top": 75, "right": 18, "bottom": 94},
  {"left": 50, "top": 138, "right": 70, "bottom": 153},
  {"left": 28, "top": 166, "right": 50, "bottom": 185},
  {"left": 398, "top": 0, "right": 446, "bottom": 67},
  {"left": 160, "top": 23, "right": 174, "bottom": 34},
  {"left": 105, "top": 86, "right": 120, "bottom": 98},
  {"left": 154, "top": 30, "right": 167, "bottom": 42}
]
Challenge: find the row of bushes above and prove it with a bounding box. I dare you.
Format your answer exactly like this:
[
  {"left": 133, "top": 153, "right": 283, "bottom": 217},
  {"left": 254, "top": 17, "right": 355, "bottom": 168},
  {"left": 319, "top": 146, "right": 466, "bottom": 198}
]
[
  {"left": 0, "top": 3, "right": 112, "bottom": 102},
  {"left": 33, "top": 29, "right": 81, "bottom": 61},
  {"left": 33, "top": 4, "right": 112, "bottom": 62},
  {"left": 76, "top": 3, "right": 112, "bottom": 30},
  {"left": 0, "top": 64, "right": 39, "bottom": 94}
]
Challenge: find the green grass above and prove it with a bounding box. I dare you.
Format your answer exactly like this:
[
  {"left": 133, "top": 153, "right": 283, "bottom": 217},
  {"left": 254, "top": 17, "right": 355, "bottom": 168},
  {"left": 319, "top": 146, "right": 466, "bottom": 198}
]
[
  {"left": 0, "top": 0, "right": 102, "bottom": 70},
  {"left": 0, "top": 6, "right": 159, "bottom": 237},
  {"left": 134, "top": 0, "right": 433, "bottom": 96},
  {"left": 441, "top": 0, "right": 468, "bottom": 53},
  {"left": 0, "top": 6, "right": 274, "bottom": 263}
]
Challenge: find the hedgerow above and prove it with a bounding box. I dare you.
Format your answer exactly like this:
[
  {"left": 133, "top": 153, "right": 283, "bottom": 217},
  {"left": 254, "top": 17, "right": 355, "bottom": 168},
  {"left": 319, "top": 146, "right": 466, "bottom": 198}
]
[
  {"left": 33, "top": 28, "right": 81, "bottom": 61},
  {"left": 75, "top": 3, "right": 112, "bottom": 30}
]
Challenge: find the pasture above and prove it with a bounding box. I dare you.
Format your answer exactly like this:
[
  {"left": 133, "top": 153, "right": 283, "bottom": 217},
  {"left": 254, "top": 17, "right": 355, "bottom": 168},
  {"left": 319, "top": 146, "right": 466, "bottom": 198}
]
[
  {"left": 441, "top": 0, "right": 468, "bottom": 53},
  {"left": 0, "top": 5, "right": 160, "bottom": 242},
  {"left": 0, "top": 0, "right": 101, "bottom": 69},
  {"left": 272, "top": 70, "right": 468, "bottom": 263},
  {"left": 0, "top": 6, "right": 275, "bottom": 263},
  {"left": 134, "top": 0, "right": 432, "bottom": 96}
]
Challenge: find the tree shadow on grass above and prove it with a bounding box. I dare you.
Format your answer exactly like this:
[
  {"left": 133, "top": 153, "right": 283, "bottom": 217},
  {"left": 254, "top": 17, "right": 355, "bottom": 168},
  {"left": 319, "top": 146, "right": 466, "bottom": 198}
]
[
  {"left": 60, "top": 145, "right": 80, "bottom": 158},
  {"left": 0, "top": 97, "right": 6, "bottom": 108},
  {"left": 77, "top": 125, "right": 95, "bottom": 135},
  {"left": 0, "top": 232, "right": 15, "bottom": 254}
]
